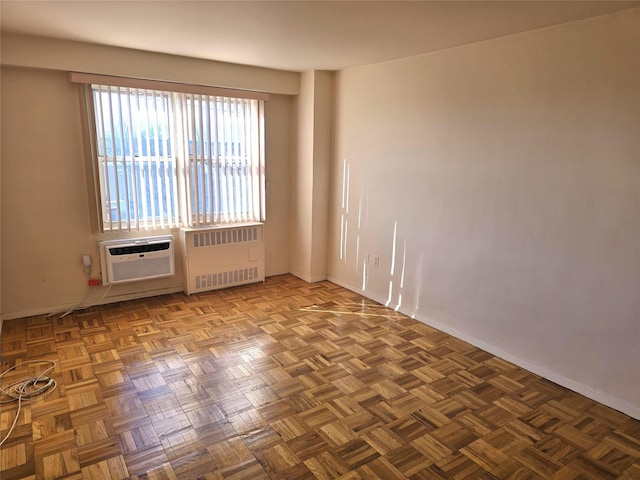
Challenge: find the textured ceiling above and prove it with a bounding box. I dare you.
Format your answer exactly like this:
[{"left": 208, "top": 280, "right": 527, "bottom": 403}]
[{"left": 1, "top": 1, "right": 638, "bottom": 72}]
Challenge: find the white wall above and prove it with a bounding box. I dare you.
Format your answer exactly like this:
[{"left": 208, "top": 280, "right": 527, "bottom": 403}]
[
  {"left": 328, "top": 9, "right": 640, "bottom": 418},
  {"left": 1, "top": 43, "right": 295, "bottom": 319}
]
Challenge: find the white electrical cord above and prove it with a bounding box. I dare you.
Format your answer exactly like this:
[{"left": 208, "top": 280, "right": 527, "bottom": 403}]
[
  {"left": 0, "top": 360, "right": 58, "bottom": 447},
  {"left": 47, "top": 284, "right": 112, "bottom": 318}
]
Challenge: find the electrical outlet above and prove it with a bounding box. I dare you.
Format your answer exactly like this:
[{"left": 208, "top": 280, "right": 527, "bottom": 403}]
[{"left": 373, "top": 255, "right": 380, "bottom": 267}]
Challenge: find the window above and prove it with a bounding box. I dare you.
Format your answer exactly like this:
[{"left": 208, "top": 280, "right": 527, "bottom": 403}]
[{"left": 80, "top": 76, "right": 266, "bottom": 232}]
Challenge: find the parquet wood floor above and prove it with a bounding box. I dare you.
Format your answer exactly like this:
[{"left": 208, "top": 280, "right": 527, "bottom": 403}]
[{"left": 1, "top": 275, "right": 639, "bottom": 479}]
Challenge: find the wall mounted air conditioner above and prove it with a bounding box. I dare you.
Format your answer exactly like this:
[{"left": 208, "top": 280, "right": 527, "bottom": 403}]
[
  {"left": 99, "top": 235, "right": 175, "bottom": 285},
  {"left": 179, "top": 223, "right": 264, "bottom": 295}
]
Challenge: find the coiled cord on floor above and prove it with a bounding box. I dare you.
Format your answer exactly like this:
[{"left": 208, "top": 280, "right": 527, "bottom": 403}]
[{"left": 0, "top": 360, "right": 57, "bottom": 447}]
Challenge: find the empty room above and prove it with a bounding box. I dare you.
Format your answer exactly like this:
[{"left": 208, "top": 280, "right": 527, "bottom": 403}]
[{"left": 1, "top": 1, "right": 639, "bottom": 479}]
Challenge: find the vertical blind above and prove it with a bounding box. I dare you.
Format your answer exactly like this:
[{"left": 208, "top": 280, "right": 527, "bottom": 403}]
[
  {"left": 87, "top": 82, "right": 265, "bottom": 232},
  {"left": 177, "top": 94, "right": 265, "bottom": 226}
]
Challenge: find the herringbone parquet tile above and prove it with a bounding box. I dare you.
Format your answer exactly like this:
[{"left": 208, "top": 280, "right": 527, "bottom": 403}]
[{"left": 1, "top": 275, "right": 639, "bottom": 479}]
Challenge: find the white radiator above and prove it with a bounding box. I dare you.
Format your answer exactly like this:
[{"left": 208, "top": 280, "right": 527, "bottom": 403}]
[
  {"left": 99, "top": 235, "right": 175, "bottom": 285},
  {"left": 179, "top": 224, "right": 264, "bottom": 295}
]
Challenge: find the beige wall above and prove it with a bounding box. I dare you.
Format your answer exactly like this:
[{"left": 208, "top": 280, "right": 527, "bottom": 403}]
[
  {"left": 328, "top": 9, "right": 640, "bottom": 417},
  {"left": 1, "top": 33, "right": 299, "bottom": 96},
  {"left": 2, "top": 67, "right": 104, "bottom": 317},
  {"left": 1, "top": 48, "right": 295, "bottom": 318},
  {"left": 309, "top": 71, "right": 333, "bottom": 282},
  {"left": 290, "top": 72, "right": 315, "bottom": 280},
  {"left": 290, "top": 70, "right": 333, "bottom": 282},
  {"left": 264, "top": 95, "right": 293, "bottom": 276},
  {"left": 2, "top": 10, "right": 638, "bottom": 419}
]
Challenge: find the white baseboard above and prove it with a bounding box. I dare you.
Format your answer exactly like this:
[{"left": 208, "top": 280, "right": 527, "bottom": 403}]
[
  {"left": 328, "top": 276, "right": 640, "bottom": 420},
  {"left": 4, "top": 273, "right": 636, "bottom": 420},
  {"left": 265, "top": 269, "right": 291, "bottom": 278},
  {"left": 289, "top": 270, "right": 327, "bottom": 284},
  {"left": 0, "top": 286, "right": 183, "bottom": 322}
]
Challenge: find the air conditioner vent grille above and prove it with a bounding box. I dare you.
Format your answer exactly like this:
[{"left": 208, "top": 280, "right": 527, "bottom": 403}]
[{"left": 108, "top": 242, "right": 170, "bottom": 256}]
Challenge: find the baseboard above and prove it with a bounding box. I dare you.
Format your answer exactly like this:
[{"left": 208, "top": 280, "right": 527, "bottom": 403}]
[
  {"left": 289, "top": 270, "right": 327, "bottom": 284},
  {"left": 0, "top": 273, "right": 293, "bottom": 323},
  {"left": 328, "top": 276, "right": 640, "bottom": 420},
  {"left": 265, "top": 269, "right": 291, "bottom": 278},
  {"left": 0, "top": 286, "right": 183, "bottom": 321}
]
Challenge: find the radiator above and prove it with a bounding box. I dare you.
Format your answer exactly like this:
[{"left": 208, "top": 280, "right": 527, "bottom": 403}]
[
  {"left": 179, "top": 224, "right": 265, "bottom": 295},
  {"left": 99, "top": 235, "right": 175, "bottom": 285}
]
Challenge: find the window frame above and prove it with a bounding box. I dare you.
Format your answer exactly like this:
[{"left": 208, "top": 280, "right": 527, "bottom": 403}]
[{"left": 75, "top": 73, "right": 268, "bottom": 233}]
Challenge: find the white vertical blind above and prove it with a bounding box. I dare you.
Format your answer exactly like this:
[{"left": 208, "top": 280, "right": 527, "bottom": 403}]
[
  {"left": 91, "top": 85, "right": 179, "bottom": 231},
  {"left": 88, "top": 84, "right": 265, "bottom": 232},
  {"left": 179, "top": 93, "right": 265, "bottom": 227}
]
